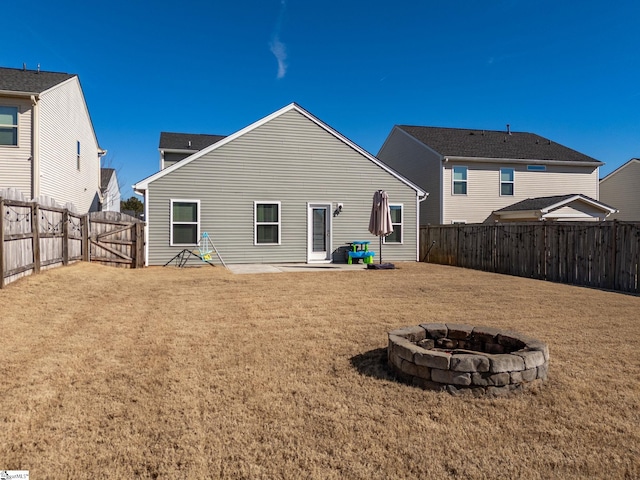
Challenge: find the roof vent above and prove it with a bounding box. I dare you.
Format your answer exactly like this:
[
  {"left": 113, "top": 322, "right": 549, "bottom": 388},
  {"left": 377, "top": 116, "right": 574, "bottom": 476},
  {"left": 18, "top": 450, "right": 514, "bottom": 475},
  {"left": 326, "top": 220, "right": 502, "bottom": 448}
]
[
  {"left": 188, "top": 140, "right": 192, "bottom": 148},
  {"left": 37, "top": 63, "right": 40, "bottom": 73},
  {"left": 23, "top": 63, "right": 26, "bottom": 71},
  {"left": 506, "top": 124, "right": 512, "bottom": 135}
]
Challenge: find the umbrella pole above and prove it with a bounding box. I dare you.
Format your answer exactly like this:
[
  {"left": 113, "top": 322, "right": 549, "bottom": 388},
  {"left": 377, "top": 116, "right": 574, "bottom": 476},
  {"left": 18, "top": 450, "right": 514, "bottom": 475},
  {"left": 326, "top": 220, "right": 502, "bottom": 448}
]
[{"left": 379, "top": 235, "right": 382, "bottom": 264}]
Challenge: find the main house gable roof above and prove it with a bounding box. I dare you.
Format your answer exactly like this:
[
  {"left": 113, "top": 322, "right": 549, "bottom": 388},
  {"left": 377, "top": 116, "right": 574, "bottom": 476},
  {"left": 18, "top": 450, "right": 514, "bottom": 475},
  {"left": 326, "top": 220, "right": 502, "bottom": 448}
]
[
  {"left": 159, "top": 132, "right": 226, "bottom": 151},
  {"left": 0, "top": 66, "right": 76, "bottom": 94},
  {"left": 397, "top": 125, "right": 603, "bottom": 165},
  {"left": 135, "top": 103, "right": 425, "bottom": 196}
]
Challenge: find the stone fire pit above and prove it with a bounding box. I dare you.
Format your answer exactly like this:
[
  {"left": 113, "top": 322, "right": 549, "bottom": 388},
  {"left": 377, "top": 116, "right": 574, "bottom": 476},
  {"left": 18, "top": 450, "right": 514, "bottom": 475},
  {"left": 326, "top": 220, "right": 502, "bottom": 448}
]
[{"left": 388, "top": 324, "right": 549, "bottom": 396}]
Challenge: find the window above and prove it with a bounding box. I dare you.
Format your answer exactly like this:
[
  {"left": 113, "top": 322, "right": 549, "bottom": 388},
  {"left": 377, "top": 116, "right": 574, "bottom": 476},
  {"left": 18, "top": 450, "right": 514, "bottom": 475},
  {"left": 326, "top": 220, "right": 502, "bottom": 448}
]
[
  {"left": 255, "top": 201, "right": 280, "bottom": 245},
  {"left": 452, "top": 166, "right": 467, "bottom": 195},
  {"left": 385, "top": 204, "right": 403, "bottom": 243},
  {"left": 0, "top": 106, "right": 18, "bottom": 146},
  {"left": 500, "top": 168, "right": 514, "bottom": 196},
  {"left": 171, "top": 199, "right": 199, "bottom": 245},
  {"left": 527, "top": 165, "right": 546, "bottom": 172},
  {"left": 76, "top": 141, "right": 81, "bottom": 170}
]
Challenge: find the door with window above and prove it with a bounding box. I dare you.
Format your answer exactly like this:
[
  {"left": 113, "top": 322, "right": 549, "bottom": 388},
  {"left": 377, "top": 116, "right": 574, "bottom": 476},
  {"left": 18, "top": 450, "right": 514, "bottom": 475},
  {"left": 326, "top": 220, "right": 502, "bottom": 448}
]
[{"left": 307, "top": 203, "right": 331, "bottom": 262}]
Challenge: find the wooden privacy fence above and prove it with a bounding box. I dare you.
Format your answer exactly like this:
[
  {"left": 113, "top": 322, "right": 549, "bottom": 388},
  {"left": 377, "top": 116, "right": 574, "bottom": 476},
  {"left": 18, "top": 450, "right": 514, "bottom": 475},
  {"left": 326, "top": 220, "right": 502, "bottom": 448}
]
[
  {"left": 1, "top": 198, "right": 145, "bottom": 288},
  {"left": 420, "top": 222, "right": 640, "bottom": 294}
]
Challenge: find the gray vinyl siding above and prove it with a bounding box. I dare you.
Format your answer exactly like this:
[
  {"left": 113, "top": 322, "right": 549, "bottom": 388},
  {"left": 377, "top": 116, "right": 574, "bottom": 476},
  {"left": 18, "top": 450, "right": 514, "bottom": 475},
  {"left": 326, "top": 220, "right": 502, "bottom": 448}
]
[
  {"left": 0, "top": 96, "right": 33, "bottom": 197},
  {"left": 38, "top": 78, "right": 101, "bottom": 212},
  {"left": 600, "top": 160, "right": 640, "bottom": 220},
  {"left": 147, "top": 109, "right": 419, "bottom": 265},
  {"left": 377, "top": 127, "right": 441, "bottom": 225}
]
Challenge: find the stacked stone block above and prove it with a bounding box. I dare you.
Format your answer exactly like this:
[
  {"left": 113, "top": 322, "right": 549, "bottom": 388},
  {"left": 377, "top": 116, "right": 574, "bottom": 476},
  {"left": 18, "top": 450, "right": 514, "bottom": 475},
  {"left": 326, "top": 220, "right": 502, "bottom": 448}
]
[{"left": 388, "top": 324, "right": 549, "bottom": 396}]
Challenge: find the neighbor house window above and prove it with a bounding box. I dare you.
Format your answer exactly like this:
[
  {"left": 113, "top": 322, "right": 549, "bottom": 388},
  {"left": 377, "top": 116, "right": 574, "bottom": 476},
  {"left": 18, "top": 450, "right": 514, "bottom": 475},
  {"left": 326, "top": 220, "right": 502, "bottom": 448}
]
[
  {"left": 385, "top": 204, "right": 403, "bottom": 244},
  {"left": 452, "top": 166, "right": 467, "bottom": 195},
  {"left": 527, "top": 165, "right": 546, "bottom": 171},
  {"left": 0, "top": 106, "right": 18, "bottom": 146},
  {"left": 171, "top": 199, "right": 200, "bottom": 245},
  {"left": 500, "top": 168, "right": 514, "bottom": 196},
  {"left": 76, "top": 141, "right": 81, "bottom": 170},
  {"left": 255, "top": 201, "right": 280, "bottom": 245}
]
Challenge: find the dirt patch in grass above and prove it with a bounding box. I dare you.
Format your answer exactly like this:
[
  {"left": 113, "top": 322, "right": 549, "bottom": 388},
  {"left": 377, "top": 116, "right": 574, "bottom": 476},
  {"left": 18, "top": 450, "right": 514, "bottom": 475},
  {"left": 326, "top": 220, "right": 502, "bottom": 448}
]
[{"left": 1, "top": 262, "right": 639, "bottom": 479}]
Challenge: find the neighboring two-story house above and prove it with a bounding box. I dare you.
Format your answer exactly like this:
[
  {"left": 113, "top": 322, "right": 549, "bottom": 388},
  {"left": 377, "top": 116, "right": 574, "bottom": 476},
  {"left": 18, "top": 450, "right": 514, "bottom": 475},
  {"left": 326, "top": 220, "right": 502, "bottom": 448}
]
[
  {"left": 0, "top": 66, "right": 105, "bottom": 212},
  {"left": 599, "top": 158, "right": 640, "bottom": 221},
  {"left": 377, "top": 125, "right": 615, "bottom": 224},
  {"left": 159, "top": 132, "right": 225, "bottom": 170},
  {"left": 100, "top": 168, "right": 120, "bottom": 212}
]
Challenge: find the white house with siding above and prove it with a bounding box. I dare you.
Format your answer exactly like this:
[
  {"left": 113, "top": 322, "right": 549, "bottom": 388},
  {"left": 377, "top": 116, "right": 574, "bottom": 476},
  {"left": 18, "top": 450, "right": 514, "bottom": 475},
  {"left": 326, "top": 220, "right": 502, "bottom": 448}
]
[
  {"left": 377, "top": 125, "right": 612, "bottom": 224},
  {"left": 0, "top": 66, "right": 106, "bottom": 212},
  {"left": 599, "top": 158, "right": 640, "bottom": 221},
  {"left": 134, "top": 103, "right": 426, "bottom": 266}
]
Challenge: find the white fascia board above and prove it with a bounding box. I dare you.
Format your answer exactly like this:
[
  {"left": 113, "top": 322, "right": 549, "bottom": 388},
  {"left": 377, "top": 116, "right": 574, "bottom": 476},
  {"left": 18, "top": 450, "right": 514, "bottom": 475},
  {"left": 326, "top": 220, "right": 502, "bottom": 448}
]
[
  {"left": 600, "top": 158, "right": 640, "bottom": 183},
  {"left": 444, "top": 156, "right": 604, "bottom": 168},
  {"left": 0, "top": 89, "right": 38, "bottom": 97},
  {"left": 160, "top": 148, "right": 200, "bottom": 154},
  {"left": 136, "top": 103, "right": 426, "bottom": 197},
  {"left": 493, "top": 210, "right": 540, "bottom": 220}
]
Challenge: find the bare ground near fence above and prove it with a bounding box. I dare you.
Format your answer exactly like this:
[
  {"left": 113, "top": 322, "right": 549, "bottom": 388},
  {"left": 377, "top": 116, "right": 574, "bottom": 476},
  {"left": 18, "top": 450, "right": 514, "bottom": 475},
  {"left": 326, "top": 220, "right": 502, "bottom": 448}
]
[{"left": 1, "top": 262, "right": 639, "bottom": 479}]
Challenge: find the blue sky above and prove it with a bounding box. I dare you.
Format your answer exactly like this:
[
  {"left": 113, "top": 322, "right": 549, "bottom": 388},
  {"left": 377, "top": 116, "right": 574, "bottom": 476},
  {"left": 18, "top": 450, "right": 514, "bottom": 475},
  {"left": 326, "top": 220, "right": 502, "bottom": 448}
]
[{"left": 3, "top": 0, "right": 639, "bottom": 199}]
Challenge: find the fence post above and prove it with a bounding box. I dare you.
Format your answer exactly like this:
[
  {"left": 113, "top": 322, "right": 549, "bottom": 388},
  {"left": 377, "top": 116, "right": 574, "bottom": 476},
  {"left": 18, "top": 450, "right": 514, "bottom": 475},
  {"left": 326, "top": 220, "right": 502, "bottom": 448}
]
[
  {"left": 0, "top": 197, "right": 4, "bottom": 289},
  {"left": 32, "top": 202, "right": 41, "bottom": 274},
  {"left": 62, "top": 209, "right": 69, "bottom": 266},
  {"left": 82, "top": 215, "right": 90, "bottom": 262},
  {"left": 610, "top": 220, "right": 617, "bottom": 290}
]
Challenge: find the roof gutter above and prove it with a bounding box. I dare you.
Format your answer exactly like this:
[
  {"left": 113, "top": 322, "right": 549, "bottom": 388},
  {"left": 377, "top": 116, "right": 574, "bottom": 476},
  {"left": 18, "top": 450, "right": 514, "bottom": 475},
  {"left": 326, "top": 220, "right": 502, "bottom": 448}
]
[
  {"left": 443, "top": 156, "right": 604, "bottom": 167},
  {"left": 0, "top": 89, "right": 39, "bottom": 98}
]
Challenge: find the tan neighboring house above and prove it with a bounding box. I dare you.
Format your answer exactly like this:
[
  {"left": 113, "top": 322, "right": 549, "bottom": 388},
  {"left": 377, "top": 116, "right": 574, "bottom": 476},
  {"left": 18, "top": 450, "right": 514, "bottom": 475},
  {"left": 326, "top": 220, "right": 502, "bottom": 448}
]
[
  {"left": 377, "top": 125, "right": 615, "bottom": 224},
  {"left": 158, "top": 132, "right": 225, "bottom": 170},
  {"left": 599, "top": 158, "right": 640, "bottom": 221},
  {"left": 0, "top": 66, "right": 106, "bottom": 212}
]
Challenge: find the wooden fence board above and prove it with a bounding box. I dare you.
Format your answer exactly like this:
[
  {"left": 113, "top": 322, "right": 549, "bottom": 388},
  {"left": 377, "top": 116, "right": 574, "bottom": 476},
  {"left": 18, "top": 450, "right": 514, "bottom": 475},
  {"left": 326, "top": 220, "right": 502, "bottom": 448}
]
[
  {"left": 1, "top": 198, "right": 146, "bottom": 288},
  {"left": 421, "top": 221, "right": 640, "bottom": 294}
]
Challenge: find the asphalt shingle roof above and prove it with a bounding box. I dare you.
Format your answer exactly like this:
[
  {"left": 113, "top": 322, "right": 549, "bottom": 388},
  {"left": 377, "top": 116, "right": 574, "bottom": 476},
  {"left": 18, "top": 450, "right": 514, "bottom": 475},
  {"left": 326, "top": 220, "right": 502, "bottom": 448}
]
[
  {"left": 398, "top": 126, "right": 601, "bottom": 164},
  {"left": 101, "top": 168, "right": 115, "bottom": 190},
  {"left": 492, "top": 194, "right": 617, "bottom": 212},
  {"left": 159, "top": 132, "right": 226, "bottom": 151},
  {"left": 0, "top": 66, "right": 76, "bottom": 93}
]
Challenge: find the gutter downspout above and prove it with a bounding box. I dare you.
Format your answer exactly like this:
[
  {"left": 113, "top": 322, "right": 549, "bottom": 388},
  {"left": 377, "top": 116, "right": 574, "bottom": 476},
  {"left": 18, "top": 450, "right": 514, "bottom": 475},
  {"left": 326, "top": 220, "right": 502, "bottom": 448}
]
[
  {"left": 417, "top": 192, "right": 429, "bottom": 261},
  {"left": 30, "top": 95, "right": 40, "bottom": 199}
]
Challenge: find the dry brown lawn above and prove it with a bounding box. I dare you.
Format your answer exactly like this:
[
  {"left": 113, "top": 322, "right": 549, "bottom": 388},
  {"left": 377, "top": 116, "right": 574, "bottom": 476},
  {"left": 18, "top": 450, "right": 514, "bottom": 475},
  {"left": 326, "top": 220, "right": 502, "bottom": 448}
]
[{"left": 1, "top": 262, "right": 639, "bottom": 479}]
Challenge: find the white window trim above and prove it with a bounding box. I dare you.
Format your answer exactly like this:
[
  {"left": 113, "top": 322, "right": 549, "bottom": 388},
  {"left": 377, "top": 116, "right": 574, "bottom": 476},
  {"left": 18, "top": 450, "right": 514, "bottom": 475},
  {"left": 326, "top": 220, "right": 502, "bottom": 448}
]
[
  {"left": 452, "top": 166, "right": 468, "bottom": 195},
  {"left": 0, "top": 105, "right": 19, "bottom": 147},
  {"left": 254, "top": 201, "right": 281, "bottom": 245},
  {"left": 384, "top": 203, "right": 404, "bottom": 244},
  {"left": 170, "top": 198, "right": 200, "bottom": 246},
  {"left": 500, "top": 167, "right": 515, "bottom": 196},
  {"left": 451, "top": 220, "right": 467, "bottom": 224}
]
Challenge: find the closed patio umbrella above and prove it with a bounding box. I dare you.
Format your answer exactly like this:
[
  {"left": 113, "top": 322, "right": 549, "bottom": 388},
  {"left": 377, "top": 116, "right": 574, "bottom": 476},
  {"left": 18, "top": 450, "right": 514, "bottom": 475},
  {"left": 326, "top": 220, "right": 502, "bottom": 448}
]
[{"left": 368, "top": 190, "right": 393, "bottom": 265}]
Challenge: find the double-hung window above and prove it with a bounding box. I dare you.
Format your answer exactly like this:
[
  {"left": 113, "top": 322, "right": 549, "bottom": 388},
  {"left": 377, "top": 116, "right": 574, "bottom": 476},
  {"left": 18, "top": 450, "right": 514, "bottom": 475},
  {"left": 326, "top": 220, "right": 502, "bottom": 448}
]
[
  {"left": 385, "top": 204, "right": 403, "bottom": 244},
  {"left": 255, "top": 201, "right": 280, "bottom": 245},
  {"left": 452, "top": 166, "right": 467, "bottom": 195},
  {"left": 171, "top": 199, "right": 199, "bottom": 245},
  {"left": 500, "top": 168, "right": 514, "bottom": 196},
  {"left": 0, "top": 106, "right": 18, "bottom": 146}
]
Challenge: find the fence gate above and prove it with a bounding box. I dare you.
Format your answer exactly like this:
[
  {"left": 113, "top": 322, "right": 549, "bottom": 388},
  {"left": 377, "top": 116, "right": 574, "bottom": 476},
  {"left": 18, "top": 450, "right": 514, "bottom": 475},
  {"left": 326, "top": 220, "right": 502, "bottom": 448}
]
[{"left": 88, "top": 211, "right": 145, "bottom": 268}]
